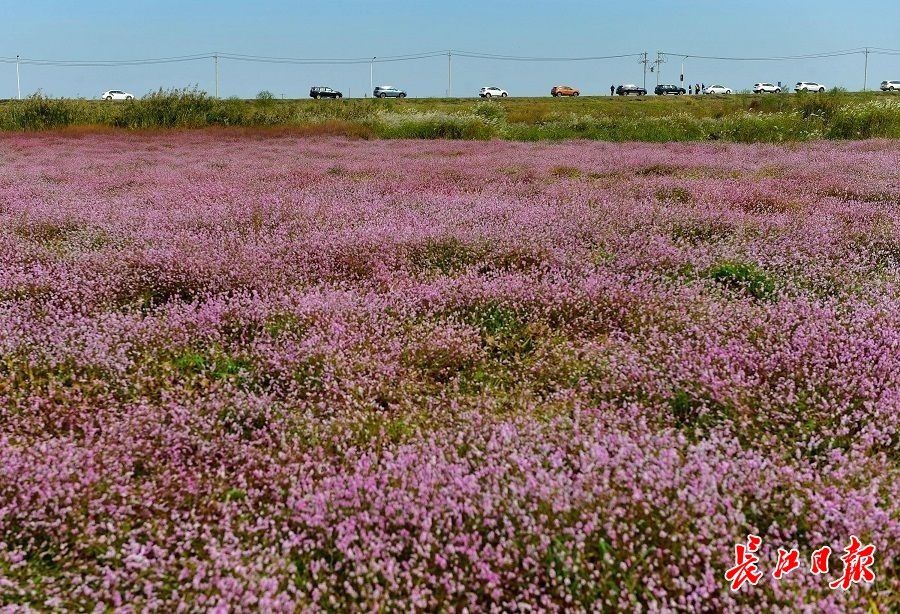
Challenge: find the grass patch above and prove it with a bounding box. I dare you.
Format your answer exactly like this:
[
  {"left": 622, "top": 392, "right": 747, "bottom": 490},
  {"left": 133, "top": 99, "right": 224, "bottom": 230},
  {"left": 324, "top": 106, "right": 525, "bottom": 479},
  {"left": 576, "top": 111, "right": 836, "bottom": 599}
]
[
  {"left": 3, "top": 90, "right": 900, "bottom": 142},
  {"left": 171, "top": 349, "right": 251, "bottom": 380},
  {"left": 670, "top": 220, "right": 733, "bottom": 245},
  {"left": 635, "top": 164, "right": 679, "bottom": 177},
  {"left": 654, "top": 186, "right": 692, "bottom": 203},
  {"left": 408, "top": 237, "right": 483, "bottom": 275},
  {"left": 551, "top": 166, "right": 582, "bottom": 179},
  {"left": 460, "top": 304, "right": 541, "bottom": 364},
  {"left": 668, "top": 389, "right": 732, "bottom": 435},
  {"left": 704, "top": 261, "right": 777, "bottom": 300}
]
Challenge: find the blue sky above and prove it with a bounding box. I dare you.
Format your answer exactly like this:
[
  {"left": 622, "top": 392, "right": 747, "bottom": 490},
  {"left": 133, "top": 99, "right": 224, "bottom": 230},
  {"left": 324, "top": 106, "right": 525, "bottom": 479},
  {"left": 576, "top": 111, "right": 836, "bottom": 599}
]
[{"left": 3, "top": 0, "right": 899, "bottom": 98}]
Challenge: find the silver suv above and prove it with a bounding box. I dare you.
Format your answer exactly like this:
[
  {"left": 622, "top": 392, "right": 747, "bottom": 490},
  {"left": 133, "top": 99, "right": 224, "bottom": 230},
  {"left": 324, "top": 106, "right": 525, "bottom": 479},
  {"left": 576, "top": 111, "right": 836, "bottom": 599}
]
[
  {"left": 753, "top": 83, "right": 781, "bottom": 94},
  {"left": 795, "top": 82, "right": 826, "bottom": 93},
  {"left": 881, "top": 80, "right": 900, "bottom": 92},
  {"left": 373, "top": 85, "right": 407, "bottom": 98}
]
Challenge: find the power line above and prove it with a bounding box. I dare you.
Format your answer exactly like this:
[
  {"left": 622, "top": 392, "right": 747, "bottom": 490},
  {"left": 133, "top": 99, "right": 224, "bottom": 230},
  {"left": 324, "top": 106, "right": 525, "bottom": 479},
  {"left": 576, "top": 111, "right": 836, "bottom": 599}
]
[
  {"left": 6, "top": 46, "right": 896, "bottom": 98},
  {"left": 449, "top": 50, "right": 643, "bottom": 61},
  {"left": 3, "top": 46, "right": 898, "bottom": 67},
  {"left": 657, "top": 49, "right": 870, "bottom": 61},
  {"left": 0, "top": 53, "right": 212, "bottom": 67},
  {"left": 217, "top": 50, "right": 449, "bottom": 65},
  {"left": 0, "top": 49, "right": 648, "bottom": 67}
]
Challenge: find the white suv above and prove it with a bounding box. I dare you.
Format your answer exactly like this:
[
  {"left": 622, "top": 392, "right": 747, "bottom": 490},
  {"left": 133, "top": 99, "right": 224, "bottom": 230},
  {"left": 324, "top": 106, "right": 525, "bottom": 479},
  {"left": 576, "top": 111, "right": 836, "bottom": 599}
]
[
  {"left": 479, "top": 86, "right": 508, "bottom": 98},
  {"left": 101, "top": 89, "right": 134, "bottom": 101},
  {"left": 881, "top": 80, "right": 900, "bottom": 92},
  {"left": 795, "top": 82, "right": 825, "bottom": 93},
  {"left": 753, "top": 83, "right": 781, "bottom": 93}
]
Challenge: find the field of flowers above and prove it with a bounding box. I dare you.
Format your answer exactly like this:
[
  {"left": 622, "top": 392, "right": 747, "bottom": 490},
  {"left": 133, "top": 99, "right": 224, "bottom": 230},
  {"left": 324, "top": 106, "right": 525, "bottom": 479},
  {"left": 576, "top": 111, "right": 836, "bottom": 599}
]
[{"left": 0, "top": 132, "right": 898, "bottom": 611}]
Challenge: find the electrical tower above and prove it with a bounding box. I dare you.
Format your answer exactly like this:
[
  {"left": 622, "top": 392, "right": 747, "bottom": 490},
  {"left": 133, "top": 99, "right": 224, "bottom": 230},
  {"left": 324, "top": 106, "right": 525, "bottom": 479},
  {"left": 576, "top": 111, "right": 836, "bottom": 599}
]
[
  {"left": 639, "top": 52, "right": 649, "bottom": 89},
  {"left": 863, "top": 47, "right": 869, "bottom": 91},
  {"left": 653, "top": 52, "right": 666, "bottom": 86}
]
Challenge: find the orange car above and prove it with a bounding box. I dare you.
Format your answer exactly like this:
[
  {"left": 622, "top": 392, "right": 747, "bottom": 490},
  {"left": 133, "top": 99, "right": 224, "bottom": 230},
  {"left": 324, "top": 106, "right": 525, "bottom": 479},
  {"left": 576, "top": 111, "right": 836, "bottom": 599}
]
[{"left": 551, "top": 85, "right": 580, "bottom": 97}]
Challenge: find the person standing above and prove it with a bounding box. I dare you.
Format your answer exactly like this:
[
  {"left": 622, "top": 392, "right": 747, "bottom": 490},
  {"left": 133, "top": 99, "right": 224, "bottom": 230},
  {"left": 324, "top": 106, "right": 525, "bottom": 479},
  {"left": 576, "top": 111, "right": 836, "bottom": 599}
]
[{"left": 610, "top": 84, "right": 615, "bottom": 96}]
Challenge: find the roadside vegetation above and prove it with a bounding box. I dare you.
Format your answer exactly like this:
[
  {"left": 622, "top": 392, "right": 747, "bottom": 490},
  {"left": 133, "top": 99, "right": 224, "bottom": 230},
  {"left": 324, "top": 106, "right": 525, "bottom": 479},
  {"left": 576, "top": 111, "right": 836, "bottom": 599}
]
[{"left": 2, "top": 87, "right": 900, "bottom": 141}]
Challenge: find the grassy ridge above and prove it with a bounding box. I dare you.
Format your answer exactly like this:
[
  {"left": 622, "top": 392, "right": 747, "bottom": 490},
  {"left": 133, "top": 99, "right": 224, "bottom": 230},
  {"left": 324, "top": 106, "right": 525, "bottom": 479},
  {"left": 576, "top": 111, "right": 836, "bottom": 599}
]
[{"left": 2, "top": 88, "right": 900, "bottom": 141}]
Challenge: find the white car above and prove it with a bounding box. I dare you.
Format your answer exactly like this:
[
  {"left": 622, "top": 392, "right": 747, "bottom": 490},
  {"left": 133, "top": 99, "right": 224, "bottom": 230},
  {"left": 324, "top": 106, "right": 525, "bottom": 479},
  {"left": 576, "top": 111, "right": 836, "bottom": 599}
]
[
  {"left": 753, "top": 82, "right": 781, "bottom": 93},
  {"left": 881, "top": 80, "right": 900, "bottom": 92},
  {"left": 101, "top": 89, "right": 134, "bottom": 101},
  {"left": 795, "top": 82, "right": 826, "bottom": 93},
  {"left": 704, "top": 84, "right": 732, "bottom": 95},
  {"left": 479, "top": 86, "right": 508, "bottom": 98}
]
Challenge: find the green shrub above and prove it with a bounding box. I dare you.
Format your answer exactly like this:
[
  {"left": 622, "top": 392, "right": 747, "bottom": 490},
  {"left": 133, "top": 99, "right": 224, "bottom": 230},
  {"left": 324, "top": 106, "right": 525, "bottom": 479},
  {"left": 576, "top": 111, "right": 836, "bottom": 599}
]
[
  {"left": 462, "top": 303, "right": 535, "bottom": 357},
  {"left": 114, "top": 87, "right": 216, "bottom": 128},
  {"left": 825, "top": 98, "right": 900, "bottom": 139},
  {"left": 374, "top": 112, "right": 495, "bottom": 140},
  {"left": 705, "top": 261, "right": 777, "bottom": 300},
  {"left": 14, "top": 93, "right": 78, "bottom": 130},
  {"left": 472, "top": 100, "right": 506, "bottom": 121},
  {"left": 1, "top": 91, "right": 899, "bottom": 141},
  {"left": 668, "top": 389, "right": 732, "bottom": 434}
]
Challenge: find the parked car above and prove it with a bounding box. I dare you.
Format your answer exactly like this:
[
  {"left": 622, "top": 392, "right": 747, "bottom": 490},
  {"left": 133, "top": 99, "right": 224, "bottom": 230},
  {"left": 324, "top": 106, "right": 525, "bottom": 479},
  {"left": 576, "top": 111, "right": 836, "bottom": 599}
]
[
  {"left": 551, "top": 85, "right": 580, "bottom": 97},
  {"left": 479, "top": 86, "right": 508, "bottom": 98},
  {"left": 654, "top": 84, "right": 685, "bottom": 95},
  {"left": 101, "top": 90, "right": 134, "bottom": 101},
  {"left": 753, "top": 82, "right": 781, "bottom": 93},
  {"left": 703, "top": 84, "right": 732, "bottom": 95},
  {"left": 881, "top": 80, "right": 900, "bottom": 92},
  {"left": 616, "top": 84, "right": 646, "bottom": 96},
  {"left": 373, "top": 85, "right": 406, "bottom": 98},
  {"left": 310, "top": 86, "right": 342, "bottom": 99},
  {"left": 795, "top": 82, "right": 826, "bottom": 92}
]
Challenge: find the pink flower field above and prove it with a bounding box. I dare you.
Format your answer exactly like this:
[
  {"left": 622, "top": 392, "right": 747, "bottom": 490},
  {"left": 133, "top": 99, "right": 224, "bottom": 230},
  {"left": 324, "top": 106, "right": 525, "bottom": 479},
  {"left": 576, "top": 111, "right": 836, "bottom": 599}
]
[{"left": 0, "top": 132, "right": 898, "bottom": 611}]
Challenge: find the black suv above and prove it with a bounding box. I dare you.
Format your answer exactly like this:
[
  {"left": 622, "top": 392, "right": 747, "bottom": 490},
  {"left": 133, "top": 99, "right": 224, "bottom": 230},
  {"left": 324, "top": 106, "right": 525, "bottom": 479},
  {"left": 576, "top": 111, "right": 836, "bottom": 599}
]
[
  {"left": 616, "top": 84, "right": 647, "bottom": 96},
  {"left": 654, "top": 84, "right": 686, "bottom": 95},
  {"left": 309, "top": 86, "right": 342, "bottom": 99}
]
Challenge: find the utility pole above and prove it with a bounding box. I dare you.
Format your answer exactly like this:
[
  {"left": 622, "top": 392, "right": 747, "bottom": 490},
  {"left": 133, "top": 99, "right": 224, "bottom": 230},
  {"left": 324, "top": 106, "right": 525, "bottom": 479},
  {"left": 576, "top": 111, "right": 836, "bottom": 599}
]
[
  {"left": 863, "top": 47, "right": 869, "bottom": 91},
  {"left": 448, "top": 51, "right": 452, "bottom": 98},
  {"left": 370, "top": 57, "right": 375, "bottom": 96},
  {"left": 653, "top": 52, "right": 665, "bottom": 87},
  {"left": 639, "top": 52, "right": 649, "bottom": 90},
  {"left": 214, "top": 53, "right": 219, "bottom": 98},
  {"left": 16, "top": 54, "right": 21, "bottom": 100},
  {"left": 681, "top": 56, "right": 688, "bottom": 91}
]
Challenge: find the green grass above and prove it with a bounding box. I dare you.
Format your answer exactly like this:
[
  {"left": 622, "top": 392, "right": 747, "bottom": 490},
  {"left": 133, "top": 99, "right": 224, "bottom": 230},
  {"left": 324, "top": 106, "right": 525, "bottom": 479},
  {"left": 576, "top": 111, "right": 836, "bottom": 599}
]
[
  {"left": 2, "top": 88, "right": 900, "bottom": 141},
  {"left": 705, "top": 261, "right": 778, "bottom": 300}
]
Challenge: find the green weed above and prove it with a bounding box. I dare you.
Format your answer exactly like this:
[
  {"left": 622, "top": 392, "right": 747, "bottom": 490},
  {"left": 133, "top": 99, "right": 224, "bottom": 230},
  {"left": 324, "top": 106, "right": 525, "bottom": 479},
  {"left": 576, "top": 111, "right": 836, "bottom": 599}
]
[{"left": 705, "top": 261, "right": 777, "bottom": 300}]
